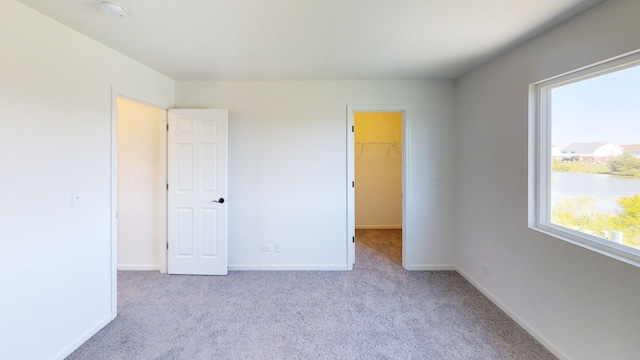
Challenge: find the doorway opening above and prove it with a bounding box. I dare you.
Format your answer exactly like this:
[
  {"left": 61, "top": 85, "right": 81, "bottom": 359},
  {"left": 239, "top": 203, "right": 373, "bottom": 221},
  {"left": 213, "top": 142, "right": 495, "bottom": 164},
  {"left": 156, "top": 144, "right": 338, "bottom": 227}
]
[
  {"left": 110, "top": 91, "right": 168, "bottom": 319},
  {"left": 347, "top": 106, "right": 407, "bottom": 270},
  {"left": 115, "top": 97, "right": 167, "bottom": 273}
]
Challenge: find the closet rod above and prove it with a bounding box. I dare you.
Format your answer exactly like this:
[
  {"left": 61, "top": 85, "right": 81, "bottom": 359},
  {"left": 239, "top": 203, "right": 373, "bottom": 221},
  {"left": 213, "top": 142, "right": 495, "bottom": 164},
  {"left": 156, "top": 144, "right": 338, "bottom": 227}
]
[
  {"left": 355, "top": 141, "right": 402, "bottom": 158},
  {"left": 354, "top": 141, "right": 402, "bottom": 144}
]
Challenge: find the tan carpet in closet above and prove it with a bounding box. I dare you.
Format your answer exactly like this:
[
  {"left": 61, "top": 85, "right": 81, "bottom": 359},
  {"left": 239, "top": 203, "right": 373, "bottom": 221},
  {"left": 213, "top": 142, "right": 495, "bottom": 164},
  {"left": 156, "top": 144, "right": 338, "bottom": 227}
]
[{"left": 356, "top": 229, "right": 402, "bottom": 266}]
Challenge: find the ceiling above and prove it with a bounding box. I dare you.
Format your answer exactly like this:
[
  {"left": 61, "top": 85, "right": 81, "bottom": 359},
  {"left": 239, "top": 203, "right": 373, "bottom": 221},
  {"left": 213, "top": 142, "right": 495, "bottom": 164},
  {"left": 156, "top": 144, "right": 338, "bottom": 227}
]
[{"left": 18, "top": 0, "right": 603, "bottom": 81}]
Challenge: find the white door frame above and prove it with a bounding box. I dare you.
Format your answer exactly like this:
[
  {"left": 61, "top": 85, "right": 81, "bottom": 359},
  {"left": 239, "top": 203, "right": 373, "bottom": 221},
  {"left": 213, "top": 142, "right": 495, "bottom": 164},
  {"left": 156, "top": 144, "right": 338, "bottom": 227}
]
[
  {"left": 110, "top": 87, "right": 168, "bottom": 318},
  {"left": 347, "top": 105, "right": 409, "bottom": 270}
]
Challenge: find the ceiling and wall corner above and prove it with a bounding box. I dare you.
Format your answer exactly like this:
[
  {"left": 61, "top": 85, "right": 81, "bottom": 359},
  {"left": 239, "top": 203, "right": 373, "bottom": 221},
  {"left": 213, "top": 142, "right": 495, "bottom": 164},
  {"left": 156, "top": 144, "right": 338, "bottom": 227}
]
[{"left": 17, "top": 0, "right": 603, "bottom": 81}]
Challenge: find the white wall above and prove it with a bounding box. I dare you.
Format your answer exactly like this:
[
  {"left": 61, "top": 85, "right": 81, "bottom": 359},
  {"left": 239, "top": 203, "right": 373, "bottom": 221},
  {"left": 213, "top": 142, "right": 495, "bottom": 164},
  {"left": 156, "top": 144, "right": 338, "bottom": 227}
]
[
  {"left": 0, "top": 2, "right": 174, "bottom": 359},
  {"left": 117, "top": 98, "right": 166, "bottom": 271},
  {"left": 175, "top": 81, "right": 456, "bottom": 270},
  {"left": 455, "top": 1, "right": 640, "bottom": 359},
  {"left": 355, "top": 143, "right": 403, "bottom": 228}
]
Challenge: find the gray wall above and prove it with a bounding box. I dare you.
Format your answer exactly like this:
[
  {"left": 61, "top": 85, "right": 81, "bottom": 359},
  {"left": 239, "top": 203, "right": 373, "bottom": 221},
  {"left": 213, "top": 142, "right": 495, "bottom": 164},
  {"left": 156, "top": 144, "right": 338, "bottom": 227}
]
[{"left": 455, "top": 1, "right": 640, "bottom": 359}]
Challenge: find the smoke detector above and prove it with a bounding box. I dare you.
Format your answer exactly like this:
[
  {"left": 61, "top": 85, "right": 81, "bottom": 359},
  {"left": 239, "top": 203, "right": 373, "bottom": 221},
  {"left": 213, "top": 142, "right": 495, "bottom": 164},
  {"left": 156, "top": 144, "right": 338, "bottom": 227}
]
[{"left": 99, "top": 1, "right": 128, "bottom": 17}]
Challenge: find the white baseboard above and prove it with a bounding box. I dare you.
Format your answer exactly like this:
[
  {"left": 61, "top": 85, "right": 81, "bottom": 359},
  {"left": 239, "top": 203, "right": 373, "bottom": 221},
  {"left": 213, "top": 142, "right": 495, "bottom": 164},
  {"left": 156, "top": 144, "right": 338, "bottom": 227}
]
[
  {"left": 229, "top": 263, "right": 453, "bottom": 271},
  {"left": 356, "top": 225, "right": 402, "bottom": 229},
  {"left": 228, "top": 264, "right": 348, "bottom": 271},
  {"left": 53, "top": 314, "right": 112, "bottom": 360},
  {"left": 454, "top": 266, "right": 570, "bottom": 360},
  {"left": 405, "top": 264, "right": 456, "bottom": 271},
  {"left": 117, "top": 264, "right": 160, "bottom": 271}
]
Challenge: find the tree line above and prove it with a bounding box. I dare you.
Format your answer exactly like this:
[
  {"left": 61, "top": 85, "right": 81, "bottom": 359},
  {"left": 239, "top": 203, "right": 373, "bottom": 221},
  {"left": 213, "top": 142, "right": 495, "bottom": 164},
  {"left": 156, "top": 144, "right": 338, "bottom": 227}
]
[
  {"left": 607, "top": 151, "right": 640, "bottom": 176},
  {"left": 553, "top": 151, "right": 640, "bottom": 177}
]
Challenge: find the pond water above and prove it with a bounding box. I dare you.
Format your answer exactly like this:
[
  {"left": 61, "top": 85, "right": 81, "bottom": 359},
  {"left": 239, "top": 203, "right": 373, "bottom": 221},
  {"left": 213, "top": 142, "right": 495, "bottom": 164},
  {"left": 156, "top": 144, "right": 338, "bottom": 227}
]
[{"left": 551, "top": 172, "right": 640, "bottom": 213}]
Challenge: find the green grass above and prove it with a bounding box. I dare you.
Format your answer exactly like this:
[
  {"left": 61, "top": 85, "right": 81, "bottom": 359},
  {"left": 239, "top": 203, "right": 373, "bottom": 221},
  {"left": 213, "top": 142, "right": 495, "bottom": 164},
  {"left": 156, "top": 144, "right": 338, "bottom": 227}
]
[
  {"left": 552, "top": 161, "right": 609, "bottom": 174},
  {"left": 553, "top": 161, "right": 640, "bottom": 177}
]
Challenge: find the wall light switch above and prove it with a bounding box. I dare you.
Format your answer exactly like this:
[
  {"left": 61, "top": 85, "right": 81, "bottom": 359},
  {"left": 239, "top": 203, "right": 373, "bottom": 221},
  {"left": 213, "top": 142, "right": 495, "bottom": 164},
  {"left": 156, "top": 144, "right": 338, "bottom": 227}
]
[
  {"left": 128, "top": 176, "right": 135, "bottom": 186},
  {"left": 72, "top": 192, "right": 82, "bottom": 207}
]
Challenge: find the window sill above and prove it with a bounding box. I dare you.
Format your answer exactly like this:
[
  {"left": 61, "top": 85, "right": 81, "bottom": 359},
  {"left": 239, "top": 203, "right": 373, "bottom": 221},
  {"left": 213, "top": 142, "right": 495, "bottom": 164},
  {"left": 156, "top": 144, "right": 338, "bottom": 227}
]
[{"left": 530, "top": 223, "right": 640, "bottom": 268}]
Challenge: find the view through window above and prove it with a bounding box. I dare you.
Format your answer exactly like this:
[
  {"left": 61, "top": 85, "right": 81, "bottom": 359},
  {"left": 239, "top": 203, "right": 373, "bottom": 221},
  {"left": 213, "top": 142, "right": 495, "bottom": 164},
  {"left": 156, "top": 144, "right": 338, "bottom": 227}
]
[{"left": 548, "top": 62, "right": 640, "bottom": 251}]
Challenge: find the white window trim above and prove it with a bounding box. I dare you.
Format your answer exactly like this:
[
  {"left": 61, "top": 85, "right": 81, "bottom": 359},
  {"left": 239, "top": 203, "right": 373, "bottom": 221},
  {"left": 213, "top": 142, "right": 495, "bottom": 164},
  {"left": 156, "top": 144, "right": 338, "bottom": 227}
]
[{"left": 528, "top": 49, "right": 640, "bottom": 268}]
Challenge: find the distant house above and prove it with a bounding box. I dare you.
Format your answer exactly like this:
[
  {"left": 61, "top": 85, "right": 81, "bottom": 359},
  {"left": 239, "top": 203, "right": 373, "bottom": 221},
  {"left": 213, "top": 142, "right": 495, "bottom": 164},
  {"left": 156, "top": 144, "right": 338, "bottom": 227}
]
[
  {"left": 622, "top": 144, "right": 640, "bottom": 158},
  {"left": 560, "top": 142, "right": 623, "bottom": 163},
  {"left": 551, "top": 145, "right": 563, "bottom": 162}
]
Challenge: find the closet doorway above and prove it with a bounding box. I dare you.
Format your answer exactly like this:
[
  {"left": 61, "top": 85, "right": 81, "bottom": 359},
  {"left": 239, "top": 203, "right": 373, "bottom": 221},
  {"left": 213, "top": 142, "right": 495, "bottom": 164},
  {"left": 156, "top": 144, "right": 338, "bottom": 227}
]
[{"left": 347, "top": 107, "right": 407, "bottom": 270}]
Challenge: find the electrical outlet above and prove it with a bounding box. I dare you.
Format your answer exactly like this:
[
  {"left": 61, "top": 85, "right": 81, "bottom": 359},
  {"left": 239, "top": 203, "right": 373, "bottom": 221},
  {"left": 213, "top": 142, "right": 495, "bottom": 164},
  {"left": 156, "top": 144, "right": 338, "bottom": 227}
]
[
  {"left": 261, "top": 244, "right": 272, "bottom": 252},
  {"left": 274, "top": 243, "right": 282, "bottom": 253}
]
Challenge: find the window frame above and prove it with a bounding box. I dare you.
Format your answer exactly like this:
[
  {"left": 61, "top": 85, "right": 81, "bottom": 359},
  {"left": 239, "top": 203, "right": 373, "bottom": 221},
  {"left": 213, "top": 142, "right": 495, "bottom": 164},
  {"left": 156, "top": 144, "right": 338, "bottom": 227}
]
[{"left": 528, "top": 50, "right": 640, "bottom": 268}]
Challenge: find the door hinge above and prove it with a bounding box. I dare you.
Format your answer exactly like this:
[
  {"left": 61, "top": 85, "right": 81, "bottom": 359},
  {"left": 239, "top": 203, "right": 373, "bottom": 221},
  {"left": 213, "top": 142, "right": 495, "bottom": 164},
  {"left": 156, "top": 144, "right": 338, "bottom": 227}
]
[
  {"left": 352, "top": 236, "right": 355, "bottom": 243},
  {"left": 167, "top": 183, "right": 169, "bottom": 190},
  {"left": 352, "top": 181, "right": 355, "bottom": 188},
  {"left": 167, "top": 124, "right": 169, "bottom": 131},
  {"left": 352, "top": 125, "right": 354, "bottom": 132},
  {"left": 166, "top": 243, "right": 169, "bottom": 250}
]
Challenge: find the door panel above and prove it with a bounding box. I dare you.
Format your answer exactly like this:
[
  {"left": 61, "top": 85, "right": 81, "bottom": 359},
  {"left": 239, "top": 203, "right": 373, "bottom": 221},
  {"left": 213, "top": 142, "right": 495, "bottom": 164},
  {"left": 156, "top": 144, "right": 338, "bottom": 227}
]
[
  {"left": 202, "top": 144, "right": 218, "bottom": 191},
  {"left": 202, "top": 208, "right": 219, "bottom": 256},
  {"left": 168, "top": 109, "right": 228, "bottom": 275},
  {"left": 177, "top": 208, "right": 193, "bottom": 255},
  {"left": 176, "top": 144, "right": 194, "bottom": 191}
]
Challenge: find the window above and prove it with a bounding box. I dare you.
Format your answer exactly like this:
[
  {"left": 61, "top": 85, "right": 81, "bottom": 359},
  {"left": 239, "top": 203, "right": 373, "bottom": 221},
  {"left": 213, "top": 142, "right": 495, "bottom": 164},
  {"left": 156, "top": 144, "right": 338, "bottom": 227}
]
[{"left": 529, "top": 51, "right": 640, "bottom": 266}]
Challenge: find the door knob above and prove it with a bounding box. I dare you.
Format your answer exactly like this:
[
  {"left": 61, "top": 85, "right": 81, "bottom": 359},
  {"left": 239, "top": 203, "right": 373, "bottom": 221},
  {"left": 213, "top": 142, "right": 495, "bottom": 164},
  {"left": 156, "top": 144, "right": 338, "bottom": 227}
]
[{"left": 212, "top": 198, "right": 225, "bottom": 203}]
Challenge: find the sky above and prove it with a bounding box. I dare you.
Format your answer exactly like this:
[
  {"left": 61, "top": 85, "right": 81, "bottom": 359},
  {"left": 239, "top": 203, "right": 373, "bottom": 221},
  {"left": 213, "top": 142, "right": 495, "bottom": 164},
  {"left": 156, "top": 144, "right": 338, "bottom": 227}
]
[{"left": 551, "top": 63, "right": 640, "bottom": 147}]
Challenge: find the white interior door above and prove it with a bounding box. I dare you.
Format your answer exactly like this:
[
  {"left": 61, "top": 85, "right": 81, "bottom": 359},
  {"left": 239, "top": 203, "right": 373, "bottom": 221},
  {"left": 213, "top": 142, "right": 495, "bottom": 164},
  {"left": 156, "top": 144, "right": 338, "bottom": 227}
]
[{"left": 168, "top": 109, "right": 228, "bottom": 275}]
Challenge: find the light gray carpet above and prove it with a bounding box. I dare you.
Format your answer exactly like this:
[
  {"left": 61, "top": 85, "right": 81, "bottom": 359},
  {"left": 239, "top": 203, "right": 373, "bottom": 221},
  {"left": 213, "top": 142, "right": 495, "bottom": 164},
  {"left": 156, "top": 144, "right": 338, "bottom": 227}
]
[
  {"left": 67, "top": 234, "right": 556, "bottom": 360},
  {"left": 356, "top": 229, "right": 402, "bottom": 266}
]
